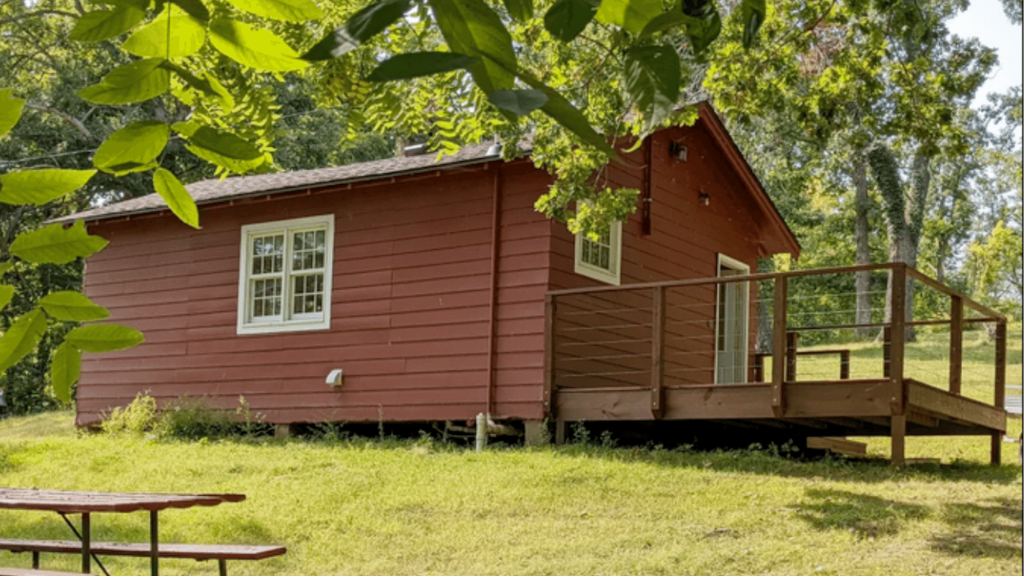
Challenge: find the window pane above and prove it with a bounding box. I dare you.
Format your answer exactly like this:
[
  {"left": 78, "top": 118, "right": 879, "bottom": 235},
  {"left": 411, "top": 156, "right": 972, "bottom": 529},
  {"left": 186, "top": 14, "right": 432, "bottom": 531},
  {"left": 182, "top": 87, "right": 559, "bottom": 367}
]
[
  {"left": 292, "top": 273, "right": 324, "bottom": 315},
  {"left": 251, "top": 234, "right": 284, "bottom": 275},
  {"left": 252, "top": 278, "right": 282, "bottom": 319}
]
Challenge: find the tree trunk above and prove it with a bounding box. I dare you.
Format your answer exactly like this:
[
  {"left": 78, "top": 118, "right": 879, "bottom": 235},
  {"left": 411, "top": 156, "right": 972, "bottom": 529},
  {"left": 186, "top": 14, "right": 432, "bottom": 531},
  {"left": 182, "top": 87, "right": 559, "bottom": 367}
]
[
  {"left": 756, "top": 258, "right": 774, "bottom": 354},
  {"left": 852, "top": 156, "right": 874, "bottom": 337},
  {"left": 868, "top": 144, "right": 930, "bottom": 342}
]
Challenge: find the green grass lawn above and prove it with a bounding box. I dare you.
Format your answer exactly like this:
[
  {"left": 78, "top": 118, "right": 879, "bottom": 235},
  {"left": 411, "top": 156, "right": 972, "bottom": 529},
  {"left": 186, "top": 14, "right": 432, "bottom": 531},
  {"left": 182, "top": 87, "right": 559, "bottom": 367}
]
[
  {"left": 0, "top": 325, "right": 1021, "bottom": 576},
  {"left": 1, "top": 411, "right": 1021, "bottom": 576}
]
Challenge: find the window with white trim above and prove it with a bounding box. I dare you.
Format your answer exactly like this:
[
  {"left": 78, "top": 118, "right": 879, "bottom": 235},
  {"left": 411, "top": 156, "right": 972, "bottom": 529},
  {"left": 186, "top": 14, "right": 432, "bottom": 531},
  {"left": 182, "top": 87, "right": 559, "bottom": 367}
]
[
  {"left": 574, "top": 221, "right": 622, "bottom": 285},
  {"left": 237, "top": 215, "right": 334, "bottom": 335}
]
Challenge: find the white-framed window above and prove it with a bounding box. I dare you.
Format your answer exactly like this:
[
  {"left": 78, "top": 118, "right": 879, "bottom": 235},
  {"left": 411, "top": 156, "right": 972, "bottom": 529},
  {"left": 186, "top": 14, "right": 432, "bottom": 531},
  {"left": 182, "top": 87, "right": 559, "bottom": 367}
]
[
  {"left": 574, "top": 221, "right": 622, "bottom": 285},
  {"left": 237, "top": 215, "right": 334, "bottom": 335}
]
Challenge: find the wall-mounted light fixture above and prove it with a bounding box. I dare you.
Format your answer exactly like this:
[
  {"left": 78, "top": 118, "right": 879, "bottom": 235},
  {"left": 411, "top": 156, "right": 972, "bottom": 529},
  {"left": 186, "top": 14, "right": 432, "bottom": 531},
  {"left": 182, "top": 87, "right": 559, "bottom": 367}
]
[
  {"left": 669, "top": 141, "right": 688, "bottom": 162},
  {"left": 698, "top": 191, "right": 711, "bottom": 206}
]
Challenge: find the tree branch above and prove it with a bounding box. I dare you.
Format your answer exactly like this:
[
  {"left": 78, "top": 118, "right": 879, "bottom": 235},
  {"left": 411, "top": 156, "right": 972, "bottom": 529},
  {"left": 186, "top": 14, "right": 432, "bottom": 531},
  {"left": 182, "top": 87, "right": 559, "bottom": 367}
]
[
  {"left": 23, "top": 102, "right": 95, "bottom": 140},
  {"left": 0, "top": 9, "right": 79, "bottom": 27}
]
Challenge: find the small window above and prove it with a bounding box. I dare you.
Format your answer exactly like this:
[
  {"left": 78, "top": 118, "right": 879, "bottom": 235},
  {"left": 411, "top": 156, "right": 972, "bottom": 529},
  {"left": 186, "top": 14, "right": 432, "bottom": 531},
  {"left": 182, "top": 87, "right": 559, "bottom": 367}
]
[
  {"left": 237, "top": 215, "right": 334, "bottom": 335},
  {"left": 574, "top": 221, "right": 622, "bottom": 285}
]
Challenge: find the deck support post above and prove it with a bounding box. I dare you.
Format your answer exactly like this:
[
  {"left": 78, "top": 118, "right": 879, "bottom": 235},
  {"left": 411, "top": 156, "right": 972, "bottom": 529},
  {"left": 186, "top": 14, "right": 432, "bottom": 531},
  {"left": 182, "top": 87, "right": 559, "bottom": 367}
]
[
  {"left": 949, "top": 295, "right": 963, "bottom": 395},
  {"left": 992, "top": 321, "right": 1007, "bottom": 466},
  {"left": 771, "top": 276, "right": 788, "bottom": 417},
  {"left": 554, "top": 419, "right": 566, "bottom": 445},
  {"left": 651, "top": 286, "right": 666, "bottom": 419},
  {"left": 543, "top": 295, "right": 555, "bottom": 419},
  {"left": 891, "top": 414, "right": 906, "bottom": 467},
  {"left": 889, "top": 264, "right": 907, "bottom": 415}
]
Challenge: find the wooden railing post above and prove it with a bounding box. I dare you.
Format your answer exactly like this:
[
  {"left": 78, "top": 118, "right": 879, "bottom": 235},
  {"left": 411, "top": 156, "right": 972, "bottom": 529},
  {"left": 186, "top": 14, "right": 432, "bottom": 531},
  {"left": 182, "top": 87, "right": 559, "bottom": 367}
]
[
  {"left": 543, "top": 294, "right": 555, "bottom": 419},
  {"left": 883, "top": 327, "right": 892, "bottom": 378},
  {"left": 840, "top": 351, "right": 850, "bottom": 380},
  {"left": 992, "top": 321, "right": 1007, "bottom": 466},
  {"left": 889, "top": 264, "right": 907, "bottom": 466},
  {"left": 949, "top": 295, "right": 963, "bottom": 395},
  {"left": 771, "top": 276, "right": 788, "bottom": 417},
  {"left": 651, "top": 286, "right": 666, "bottom": 419},
  {"left": 785, "top": 332, "right": 799, "bottom": 383}
]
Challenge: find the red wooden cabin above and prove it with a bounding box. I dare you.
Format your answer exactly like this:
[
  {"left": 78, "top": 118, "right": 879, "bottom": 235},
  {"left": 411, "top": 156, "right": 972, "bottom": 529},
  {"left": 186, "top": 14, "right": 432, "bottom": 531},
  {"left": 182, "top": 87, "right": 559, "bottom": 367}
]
[{"left": 64, "top": 103, "right": 1008, "bottom": 464}]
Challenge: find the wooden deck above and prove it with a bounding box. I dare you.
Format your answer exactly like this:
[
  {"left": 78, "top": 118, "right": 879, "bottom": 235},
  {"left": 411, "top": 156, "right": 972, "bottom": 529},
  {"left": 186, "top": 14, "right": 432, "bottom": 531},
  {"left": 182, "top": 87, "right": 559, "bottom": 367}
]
[{"left": 544, "top": 263, "right": 1009, "bottom": 465}]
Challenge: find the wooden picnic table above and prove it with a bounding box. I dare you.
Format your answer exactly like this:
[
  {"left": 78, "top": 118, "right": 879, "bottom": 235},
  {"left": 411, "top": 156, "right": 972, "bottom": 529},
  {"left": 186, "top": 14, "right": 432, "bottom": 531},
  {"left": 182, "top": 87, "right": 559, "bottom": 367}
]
[{"left": 0, "top": 488, "right": 244, "bottom": 576}]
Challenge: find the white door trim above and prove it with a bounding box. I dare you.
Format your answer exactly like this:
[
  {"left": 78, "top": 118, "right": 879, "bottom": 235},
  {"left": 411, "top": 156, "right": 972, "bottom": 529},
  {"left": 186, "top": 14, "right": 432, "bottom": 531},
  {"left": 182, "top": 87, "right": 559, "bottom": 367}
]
[{"left": 714, "top": 253, "right": 751, "bottom": 384}]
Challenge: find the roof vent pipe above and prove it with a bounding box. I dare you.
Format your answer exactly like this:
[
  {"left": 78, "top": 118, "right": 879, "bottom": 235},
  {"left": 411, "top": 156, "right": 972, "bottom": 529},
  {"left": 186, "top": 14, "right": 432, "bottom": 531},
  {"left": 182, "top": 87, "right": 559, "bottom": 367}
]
[{"left": 486, "top": 141, "right": 503, "bottom": 156}]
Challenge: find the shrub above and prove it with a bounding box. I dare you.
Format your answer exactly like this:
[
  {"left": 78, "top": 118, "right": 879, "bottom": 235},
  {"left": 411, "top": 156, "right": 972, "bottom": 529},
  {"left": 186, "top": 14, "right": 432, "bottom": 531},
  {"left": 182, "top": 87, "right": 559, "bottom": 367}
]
[
  {"left": 100, "top": 393, "right": 158, "bottom": 435},
  {"left": 155, "top": 395, "right": 233, "bottom": 440}
]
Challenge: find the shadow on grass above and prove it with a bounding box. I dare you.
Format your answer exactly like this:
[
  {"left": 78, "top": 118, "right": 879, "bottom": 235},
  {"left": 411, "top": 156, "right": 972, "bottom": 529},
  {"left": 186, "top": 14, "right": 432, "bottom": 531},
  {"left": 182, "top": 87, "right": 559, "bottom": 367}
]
[
  {"left": 930, "top": 497, "right": 1023, "bottom": 560},
  {"left": 791, "top": 488, "right": 931, "bottom": 539},
  {"left": 559, "top": 443, "right": 1024, "bottom": 485}
]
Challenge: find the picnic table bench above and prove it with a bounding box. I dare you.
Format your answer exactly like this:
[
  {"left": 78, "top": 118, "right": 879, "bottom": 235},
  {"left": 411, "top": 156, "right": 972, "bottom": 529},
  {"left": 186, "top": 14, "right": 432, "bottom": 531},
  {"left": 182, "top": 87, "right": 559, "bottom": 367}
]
[
  {"left": 0, "top": 488, "right": 284, "bottom": 576},
  {"left": 0, "top": 565, "right": 92, "bottom": 569},
  {"left": 0, "top": 540, "right": 285, "bottom": 576}
]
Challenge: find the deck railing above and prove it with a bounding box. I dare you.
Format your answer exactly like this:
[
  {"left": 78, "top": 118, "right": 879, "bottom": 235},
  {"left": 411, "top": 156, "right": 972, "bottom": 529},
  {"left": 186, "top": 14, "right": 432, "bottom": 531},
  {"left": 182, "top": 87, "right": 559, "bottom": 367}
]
[{"left": 544, "top": 263, "right": 1009, "bottom": 438}]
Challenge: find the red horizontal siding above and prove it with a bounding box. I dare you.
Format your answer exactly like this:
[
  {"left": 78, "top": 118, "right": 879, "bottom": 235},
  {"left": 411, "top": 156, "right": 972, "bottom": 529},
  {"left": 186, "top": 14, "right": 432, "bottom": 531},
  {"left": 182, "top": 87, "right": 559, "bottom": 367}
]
[{"left": 79, "top": 165, "right": 551, "bottom": 426}]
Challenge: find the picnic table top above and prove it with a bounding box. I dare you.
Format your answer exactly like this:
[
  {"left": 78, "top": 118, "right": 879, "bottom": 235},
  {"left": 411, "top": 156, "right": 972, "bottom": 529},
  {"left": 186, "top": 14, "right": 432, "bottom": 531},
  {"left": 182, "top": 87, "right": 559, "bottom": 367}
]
[{"left": 0, "top": 488, "right": 244, "bottom": 514}]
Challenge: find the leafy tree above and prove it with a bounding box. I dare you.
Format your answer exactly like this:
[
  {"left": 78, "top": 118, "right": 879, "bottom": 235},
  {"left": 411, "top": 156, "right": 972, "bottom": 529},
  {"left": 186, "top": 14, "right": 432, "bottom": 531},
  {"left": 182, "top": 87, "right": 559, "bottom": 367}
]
[{"left": 707, "top": 0, "right": 996, "bottom": 339}]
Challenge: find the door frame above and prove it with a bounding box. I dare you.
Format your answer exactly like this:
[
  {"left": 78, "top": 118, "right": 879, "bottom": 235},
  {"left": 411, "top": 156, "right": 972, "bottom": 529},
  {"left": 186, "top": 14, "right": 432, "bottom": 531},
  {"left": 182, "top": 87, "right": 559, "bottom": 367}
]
[{"left": 714, "top": 253, "right": 751, "bottom": 384}]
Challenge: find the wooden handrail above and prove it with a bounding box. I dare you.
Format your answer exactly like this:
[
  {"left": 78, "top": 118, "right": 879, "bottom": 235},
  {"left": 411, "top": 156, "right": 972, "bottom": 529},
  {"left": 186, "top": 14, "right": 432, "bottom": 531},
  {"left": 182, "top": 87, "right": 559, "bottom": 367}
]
[
  {"left": 548, "top": 262, "right": 899, "bottom": 297},
  {"left": 906, "top": 267, "right": 1007, "bottom": 321}
]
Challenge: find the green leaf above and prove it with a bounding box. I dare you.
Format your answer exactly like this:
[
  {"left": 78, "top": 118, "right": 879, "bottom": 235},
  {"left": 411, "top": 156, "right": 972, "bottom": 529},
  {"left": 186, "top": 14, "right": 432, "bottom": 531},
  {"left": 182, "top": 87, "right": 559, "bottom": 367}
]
[
  {"left": 173, "top": 123, "right": 265, "bottom": 173},
  {"left": 169, "top": 0, "right": 209, "bottom": 22},
  {"left": 39, "top": 291, "right": 111, "bottom": 322},
  {"left": 543, "top": 0, "right": 598, "bottom": 41},
  {"left": 122, "top": 10, "right": 206, "bottom": 58},
  {"left": 0, "top": 263, "right": 14, "bottom": 277},
  {"left": 78, "top": 58, "right": 170, "bottom": 105},
  {"left": 0, "top": 285, "right": 14, "bottom": 312},
  {"left": 429, "top": 0, "right": 517, "bottom": 94},
  {"left": 680, "top": 0, "right": 722, "bottom": 55},
  {"left": 0, "top": 310, "right": 47, "bottom": 373},
  {"left": 624, "top": 46, "right": 681, "bottom": 131},
  {"left": 153, "top": 169, "right": 200, "bottom": 228},
  {"left": 102, "top": 0, "right": 152, "bottom": 10},
  {"left": 66, "top": 324, "right": 145, "bottom": 353},
  {"left": 301, "top": 0, "right": 411, "bottom": 61},
  {"left": 223, "top": 0, "right": 323, "bottom": 22},
  {"left": 10, "top": 221, "right": 109, "bottom": 264},
  {"left": 516, "top": 71, "right": 614, "bottom": 157},
  {"left": 739, "top": 0, "right": 766, "bottom": 49},
  {"left": 488, "top": 89, "right": 548, "bottom": 116},
  {"left": 595, "top": 0, "right": 661, "bottom": 35},
  {"left": 209, "top": 19, "right": 308, "bottom": 72},
  {"left": 70, "top": 7, "right": 145, "bottom": 42},
  {"left": 639, "top": 10, "right": 691, "bottom": 37},
  {"left": 0, "top": 89, "right": 26, "bottom": 138},
  {"left": 174, "top": 124, "right": 263, "bottom": 160},
  {"left": 503, "top": 0, "right": 533, "bottom": 21},
  {"left": 51, "top": 342, "right": 81, "bottom": 403},
  {"left": 160, "top": 62, "right": 227, "bottom": 104},
  {"left": 367, "top": 52, "right": 477, "bottom": 82},
  {"left": 0, "top": 169, "right": 97, "bottom": 206},
  {"left": 93, "top": 121, "right": 169, "bottom": 176}
]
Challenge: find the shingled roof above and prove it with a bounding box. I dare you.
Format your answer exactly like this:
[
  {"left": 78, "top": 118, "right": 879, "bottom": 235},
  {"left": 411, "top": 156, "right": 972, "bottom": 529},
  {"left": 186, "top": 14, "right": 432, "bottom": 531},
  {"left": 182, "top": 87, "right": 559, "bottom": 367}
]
[{"left": 57, "top": 141, "right": 504, "bottom": 223}]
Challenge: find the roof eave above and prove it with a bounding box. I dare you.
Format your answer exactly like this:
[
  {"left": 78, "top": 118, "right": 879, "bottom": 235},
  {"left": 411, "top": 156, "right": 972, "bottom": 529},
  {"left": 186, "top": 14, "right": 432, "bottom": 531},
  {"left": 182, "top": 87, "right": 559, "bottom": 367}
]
[{"left": 696, "top": 102, "right": 802, "bottom": 259}]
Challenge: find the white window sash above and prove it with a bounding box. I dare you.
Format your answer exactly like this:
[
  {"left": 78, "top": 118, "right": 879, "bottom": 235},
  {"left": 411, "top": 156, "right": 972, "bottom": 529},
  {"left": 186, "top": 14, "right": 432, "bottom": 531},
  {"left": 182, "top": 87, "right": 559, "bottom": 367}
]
[
  {"left": 574, "top": 220, "right": 623, "bottom": 285},
  {"left": 237, "top": 215, "right": 334, "bottom": 335}
]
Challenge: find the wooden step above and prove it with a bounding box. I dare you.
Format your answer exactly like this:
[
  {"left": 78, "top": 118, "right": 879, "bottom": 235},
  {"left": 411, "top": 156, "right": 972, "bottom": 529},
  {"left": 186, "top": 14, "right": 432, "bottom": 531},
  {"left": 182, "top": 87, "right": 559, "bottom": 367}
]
[{"left": 807, "top": 437, "right": 868, "bottom": 457}]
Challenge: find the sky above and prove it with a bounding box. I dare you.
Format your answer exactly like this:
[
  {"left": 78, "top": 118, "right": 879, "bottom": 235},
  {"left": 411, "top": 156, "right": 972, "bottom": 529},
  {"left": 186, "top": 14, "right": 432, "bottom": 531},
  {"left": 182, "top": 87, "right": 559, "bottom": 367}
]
[{"left": 947, "top": 0, "right": 1023, "bottom": 115}]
